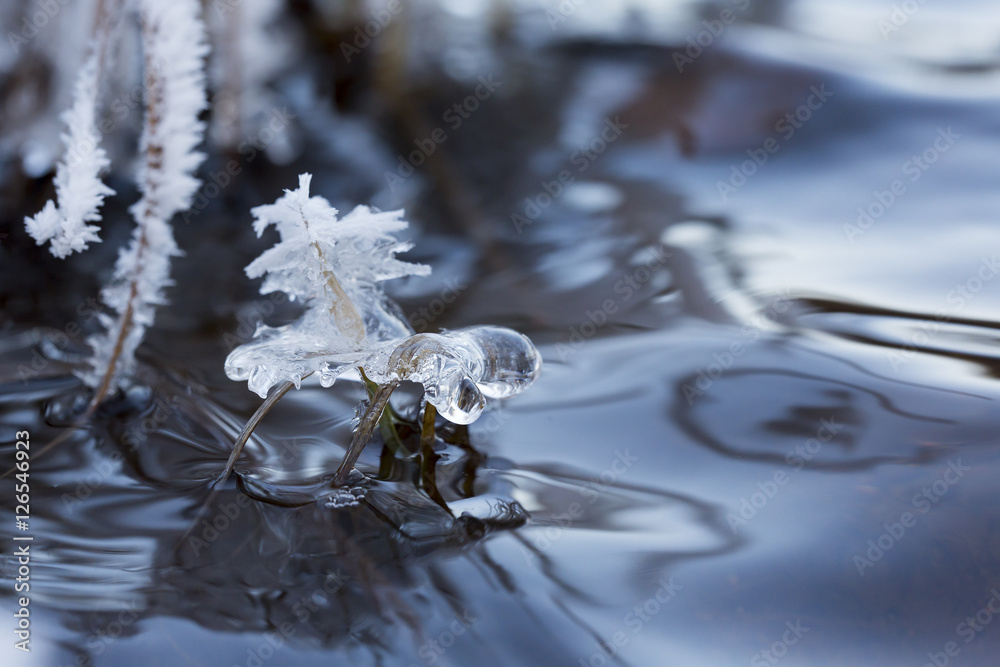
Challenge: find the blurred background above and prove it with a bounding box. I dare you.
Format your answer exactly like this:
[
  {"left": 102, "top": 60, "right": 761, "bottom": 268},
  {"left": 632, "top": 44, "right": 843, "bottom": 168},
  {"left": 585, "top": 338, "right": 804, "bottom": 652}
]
[{"left": 3, "top": 0, "right": 1000, "bottom": 665}]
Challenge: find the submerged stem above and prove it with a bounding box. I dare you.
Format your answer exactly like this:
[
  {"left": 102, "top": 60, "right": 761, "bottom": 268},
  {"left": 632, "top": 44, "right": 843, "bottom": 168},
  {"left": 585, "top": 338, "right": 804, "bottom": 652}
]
[
  {"left": 333, "top": 380, "right": 399, "bottom": 486},
  {"left": 360, "top": 366, "right": 408, "bottom": 456},
  {"left": 178, "top": 378, "right": 297, "bottom": 555},
  {"left": 420, "top": 401, "right": 437, "bottom": 449},
  {"left": 214, "top": 379, "right": 298, "bottom": 487}
]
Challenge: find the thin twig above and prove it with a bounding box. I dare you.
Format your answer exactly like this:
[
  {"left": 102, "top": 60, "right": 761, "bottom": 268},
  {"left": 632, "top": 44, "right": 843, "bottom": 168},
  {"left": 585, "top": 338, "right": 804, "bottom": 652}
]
[
  {"left": 86, "top": 13, "right": 164, "bottom": 413},
  {"left": 176, "top": 379, "right": 298, "bottom": 554},
  {"left": 333, "top": 381, "right": 399, "bottom": 486},
  {"left": 213, "top": 379, "right": 298, "bottom": 487},
  {"left": 420, "top": 401, "right": 437, "bottom": 449}
]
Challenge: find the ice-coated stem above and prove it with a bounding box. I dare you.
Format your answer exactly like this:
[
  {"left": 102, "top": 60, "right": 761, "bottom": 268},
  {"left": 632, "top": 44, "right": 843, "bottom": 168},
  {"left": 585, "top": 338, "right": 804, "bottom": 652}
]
[
  {"left": 178, "top": 378, "right": 297, "bottom": 554},
  {"left": 420, "top": 401, "right": 437, "bottom": 449},
  {"left": 312, "top": 240, "right": 365, "bottom": 345},
  {"left": 82, "top": 0, "right": 208, "bottom": 404},
  {"left": 333, "top": 380, "right": 399, "bottom": 486},
  {"left": 214, "top": 379, "right": 298, "bottom": 487},
  {"left": 85, "top": 17, "right": 164, "bottom": 413}
]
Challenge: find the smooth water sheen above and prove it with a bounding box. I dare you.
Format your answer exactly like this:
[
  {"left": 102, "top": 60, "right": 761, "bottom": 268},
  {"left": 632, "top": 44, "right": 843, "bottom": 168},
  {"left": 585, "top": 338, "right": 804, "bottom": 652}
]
[{"left": 3, "top": 1, "right": 1000, "bottom": 666}]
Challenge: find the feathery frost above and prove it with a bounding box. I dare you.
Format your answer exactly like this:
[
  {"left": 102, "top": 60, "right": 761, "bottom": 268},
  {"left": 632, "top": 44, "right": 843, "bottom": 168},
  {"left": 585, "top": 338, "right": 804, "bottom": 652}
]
[
  {"left": 226, "top": 173, "right": 431, "bottom": 397},
  {"left": 78, "top": 0, "right": 209, "bottom": 395},
  {"left": 23, "top": 47, "right": 114, "bottom": 258},
  {"left": 226, "top": 173, "right": 542, "bottom": 426}
]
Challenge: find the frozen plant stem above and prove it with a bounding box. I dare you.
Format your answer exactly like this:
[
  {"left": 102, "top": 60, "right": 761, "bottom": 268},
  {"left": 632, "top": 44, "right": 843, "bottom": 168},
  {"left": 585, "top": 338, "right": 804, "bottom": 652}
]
[
  {"left": 214, "top": 379, "right": 298, "bottom": 487},
  {"left": 87, "top": 16, "right": 162, "bottom": 411},
  {"left": 420, "top": 402, "right": 437, "bottom": 449},
  {"left": 312, "top": 239, "right": 365, "bottom": 344},
  {"left": 80, "top": 0, "right": 208, "bottom": 405},
  {"left": 23, "top": 0, "right": 123, "bottom": 258},
  {"left": 333, "top": 381, "right": 399, "bottom": 486}
]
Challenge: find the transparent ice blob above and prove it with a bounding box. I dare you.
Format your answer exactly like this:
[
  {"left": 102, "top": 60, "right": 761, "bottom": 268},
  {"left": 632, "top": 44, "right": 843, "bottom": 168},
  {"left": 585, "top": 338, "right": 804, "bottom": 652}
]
[{"left": 363, "top": 326, "right": 542, "bottom": 424}]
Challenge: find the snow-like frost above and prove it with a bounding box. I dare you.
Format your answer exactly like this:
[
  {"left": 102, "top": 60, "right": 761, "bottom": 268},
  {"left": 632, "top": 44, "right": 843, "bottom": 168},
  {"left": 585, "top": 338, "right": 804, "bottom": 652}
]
[
  {"left": 225, "top": 173, "right": 431, "bottom": 397},
  {"left": 227, "top": 173, "right": 543, "bottom": 424},
  {"left": 78, "top": 0, "right": 209, "bottom": 392},
  {"left": 24, "top": 48, "right": 114, "bottom": 258}
]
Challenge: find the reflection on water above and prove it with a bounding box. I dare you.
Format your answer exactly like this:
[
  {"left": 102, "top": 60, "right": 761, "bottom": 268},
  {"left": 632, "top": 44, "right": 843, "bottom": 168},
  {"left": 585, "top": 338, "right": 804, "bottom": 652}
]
[{"left": 3, "top": 0, "right": 1000, "bottom": 665}]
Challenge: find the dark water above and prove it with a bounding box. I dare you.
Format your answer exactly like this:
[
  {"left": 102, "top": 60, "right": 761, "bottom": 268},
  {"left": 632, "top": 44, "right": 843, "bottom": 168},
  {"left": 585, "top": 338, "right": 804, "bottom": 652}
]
[{"left": 3, "top": 1, "right": 1000, "bottom": 665}]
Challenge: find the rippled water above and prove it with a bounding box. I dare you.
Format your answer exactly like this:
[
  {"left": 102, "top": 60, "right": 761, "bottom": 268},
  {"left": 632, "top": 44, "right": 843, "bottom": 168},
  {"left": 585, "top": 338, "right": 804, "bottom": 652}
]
[{"left": 4, "top": 1, "right": 1000, "bottom": 665}]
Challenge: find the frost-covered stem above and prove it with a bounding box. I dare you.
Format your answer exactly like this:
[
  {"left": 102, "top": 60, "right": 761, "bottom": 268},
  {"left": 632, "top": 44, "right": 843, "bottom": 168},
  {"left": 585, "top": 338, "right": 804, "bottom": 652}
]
[
  {"left": 304, "top": 226, "right": 365, "bottom": 344},
  {"left": 334, "top": 380, "right": 399, "bottom": 486},
  {"left": 86, "top": 231, "right": 148, "bottom": 412},
  {"left": 87, "top": 18, "right": 163, "bottom": 411},
  {"left": 81, "top": 0, "right": 208, "bottom": 403},
  {"left": 92, "top": 0, "right": 123, "bottom": 75},
  {"left": 23, "top": 0, "right": 123, "bottom": 258}
]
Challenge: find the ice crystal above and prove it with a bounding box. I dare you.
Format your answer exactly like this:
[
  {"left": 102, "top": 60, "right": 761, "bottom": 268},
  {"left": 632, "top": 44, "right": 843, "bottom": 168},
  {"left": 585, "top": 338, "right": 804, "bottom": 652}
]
[
  {"left": 225, "top": 173, "right": 431, "bottom": 398},
  {"left": 23, "top": 46, "right": 114, "bottom": 258},
  {"left": 227, "top": 174, "right": 542, "bottom": 431},
  {"left": 78, "top": 0, "right": 209, "bottom": 394}
]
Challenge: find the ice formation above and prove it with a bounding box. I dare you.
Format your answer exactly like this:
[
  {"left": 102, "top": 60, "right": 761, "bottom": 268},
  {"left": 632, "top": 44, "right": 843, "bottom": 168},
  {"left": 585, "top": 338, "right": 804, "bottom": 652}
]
[
  {"left": 361, "top": 326, "right": 542, "bottom": 424},
  {"left": 227, "top": 174, "right": 542, "bottom": 425},
  {"left": 24, "top": 44, "right": 114, "bottom": 258},
  {"left": 79, "top": 0, "right": 209, "bottom": 393},
  {"left": 225, "top": 173, "right": 431, "bottom": 397}
]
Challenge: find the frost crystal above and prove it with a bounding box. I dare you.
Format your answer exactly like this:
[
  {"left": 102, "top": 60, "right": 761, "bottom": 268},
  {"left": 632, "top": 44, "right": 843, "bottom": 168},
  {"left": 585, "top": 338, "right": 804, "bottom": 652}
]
[
  {"left": 24, "top": 48, "right": 114, "bottom": 258},
  {"left": 78, "top": 0, "right": 209, "bottom": 393},
  {"left": 227, "top": 174, "right": 543, "bottom": 429},
  {"left": 225, "top": 173, "right": 430, "bottom": 397}
]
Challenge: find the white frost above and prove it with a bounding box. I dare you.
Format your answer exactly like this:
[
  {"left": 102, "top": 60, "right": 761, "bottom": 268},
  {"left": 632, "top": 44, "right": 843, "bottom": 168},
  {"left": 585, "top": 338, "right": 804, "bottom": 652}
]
[
  {"left": 78, "top": 0, "right": 209, "bottom": 392},
  {"left": 227, "top": 174, "right": 543, "bottom": 423},
  {"left": 225, "top": 173, "right": 431, "bottom": 397},
  {"left": 24, "top": 49, "right": 114, "bottom": 259}
]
